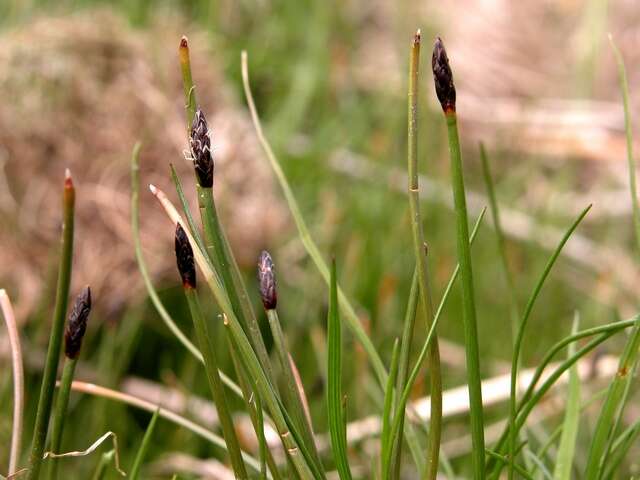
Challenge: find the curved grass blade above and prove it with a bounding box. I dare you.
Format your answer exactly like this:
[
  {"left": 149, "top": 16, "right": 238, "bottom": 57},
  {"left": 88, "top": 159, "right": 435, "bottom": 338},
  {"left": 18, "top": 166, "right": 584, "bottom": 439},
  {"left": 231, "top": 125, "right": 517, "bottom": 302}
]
[
  {"left": 129, "top": 409, "right": 159, "bottom": 480},
  {"left": 327, "top": 259, "right": 353, "bottom": 480},
  {"left": 240, "top": 50, "right": 387, "bottom": 387},
  {"left": 508, "top": 204, "right": 591, "bottom": 477}
]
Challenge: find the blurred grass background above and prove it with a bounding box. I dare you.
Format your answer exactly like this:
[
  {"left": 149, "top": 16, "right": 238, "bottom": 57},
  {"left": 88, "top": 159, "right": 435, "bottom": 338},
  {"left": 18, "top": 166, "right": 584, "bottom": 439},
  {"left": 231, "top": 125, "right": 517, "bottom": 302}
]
[{"left": 1, "top": 0, "right": 639, "bottom": 477}]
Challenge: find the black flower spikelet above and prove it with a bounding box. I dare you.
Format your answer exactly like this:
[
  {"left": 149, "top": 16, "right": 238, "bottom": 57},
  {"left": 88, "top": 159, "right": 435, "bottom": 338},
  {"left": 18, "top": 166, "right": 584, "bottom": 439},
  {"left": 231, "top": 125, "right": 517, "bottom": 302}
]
[
  {"left": 432, "top": 37, "right": 456, "bottom": 114},
  {"left": 190, "top": 108, "right": 214, "bottom": 188},
  {"left": 175, "top": 224, "right": 196, "bottom": 288},
  {"left": 64, "top": 286, "right": 92, "bottom": 359},
  {"left": 258, "top": 250, "right": 277, "bottom": 310}
]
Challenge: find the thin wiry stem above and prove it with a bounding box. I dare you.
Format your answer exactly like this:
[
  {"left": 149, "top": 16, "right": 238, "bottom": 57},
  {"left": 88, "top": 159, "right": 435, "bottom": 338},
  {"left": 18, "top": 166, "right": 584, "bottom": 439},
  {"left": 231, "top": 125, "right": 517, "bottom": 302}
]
[
  {"left": 0, "top": 289, "right": 24, "bottom": 475},
  {"left": 406, "top": 30, "right": 441, "bottom": 480},
  {"left": 28, "top": 170, "right": 75, "bottom": 480},
  {"left": 240, "top": 50, "right": 387, "bottom": 387}
]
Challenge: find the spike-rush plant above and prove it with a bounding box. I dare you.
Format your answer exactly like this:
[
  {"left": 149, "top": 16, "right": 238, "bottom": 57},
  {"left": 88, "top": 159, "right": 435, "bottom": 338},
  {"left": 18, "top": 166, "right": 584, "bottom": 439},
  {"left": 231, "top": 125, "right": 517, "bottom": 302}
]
[{"left": 7, "top": 32, "right": 640, "bottom": 479}]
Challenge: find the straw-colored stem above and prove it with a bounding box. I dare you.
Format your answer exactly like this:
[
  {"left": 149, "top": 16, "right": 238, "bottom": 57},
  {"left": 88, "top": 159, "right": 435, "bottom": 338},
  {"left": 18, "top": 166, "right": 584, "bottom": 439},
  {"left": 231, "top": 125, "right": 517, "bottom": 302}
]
[
  {"left": 28, "top": 171, "right": 75, "bottom": 480},
  {"left": 0, "top": 290, "right": 24, "bottom": 475},
  {"left": 183, "top": 285, "right": 248, "bottom": 479},
  {"left": 445, "top": 113, "right": 485, "bottom": 479},
  {"left": 46, "top": 357, "right": 78, "bottom": 480},
  {"left": 68, "top": 380, "right": 267, "bottom": 476},
  {"left": 406, "top": 32, "right": 441, "bottom": 480}
]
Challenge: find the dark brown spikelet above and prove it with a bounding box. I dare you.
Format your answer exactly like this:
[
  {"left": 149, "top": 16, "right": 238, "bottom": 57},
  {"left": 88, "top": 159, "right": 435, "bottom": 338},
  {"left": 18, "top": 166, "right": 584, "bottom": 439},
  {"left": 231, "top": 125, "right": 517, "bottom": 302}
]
[
  {"left": 64, "top": 286, "right": 92, "bottom": 359},
  {"left": 432, "top": 37, "right": 456, "bottom": 114},
  {"left": 258, "top": 250, "right": 277, "bottom": 310},
  {"left": 175, "top": 224, "right": 196, "bottom": 288},
  {"left": 190, "top": 108, "right": 214, "bottom": 188}
]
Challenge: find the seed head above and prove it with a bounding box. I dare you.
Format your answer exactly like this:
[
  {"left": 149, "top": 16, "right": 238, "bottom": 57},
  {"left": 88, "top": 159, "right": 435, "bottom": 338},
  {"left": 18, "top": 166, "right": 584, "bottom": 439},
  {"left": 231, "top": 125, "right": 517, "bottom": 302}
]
[
  {"left": 64, "top": 286, "right": 91, "bottom": 359},
  {"left": 432, "top": 37, "right": 456, "bottom": 114},
  {"left": 258, "top": 250, "right": 277, "bottom": 310},
  {"left": 175, "top": 224, "right": 196, "bottom": 289},
  {"left": 190, "top": 108, "right": 213, "bottom": 188}
]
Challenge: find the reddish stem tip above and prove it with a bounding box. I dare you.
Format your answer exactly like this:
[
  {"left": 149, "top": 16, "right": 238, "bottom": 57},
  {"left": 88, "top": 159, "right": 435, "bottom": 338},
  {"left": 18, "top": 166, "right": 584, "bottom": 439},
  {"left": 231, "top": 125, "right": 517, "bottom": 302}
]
[
  {"left": 180, "top": 36, "right": 189, "bottom": 49},
  {"left": 413, "top": 29, "right": 421, "bottom": 46},
  {"left": 64, "top": 168, "right": 73, "bottom": 189}
]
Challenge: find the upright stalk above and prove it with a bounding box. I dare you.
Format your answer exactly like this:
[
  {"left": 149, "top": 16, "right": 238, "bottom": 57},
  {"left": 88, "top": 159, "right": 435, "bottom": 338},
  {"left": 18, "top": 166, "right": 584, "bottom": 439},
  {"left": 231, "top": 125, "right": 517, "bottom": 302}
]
[
  {"left": 179, "top": 38, "right": 275, "bottom": 385},
  {"left": 432, "top": 37, "right": 485, "bottom": 479},
  {"left": 175, "top": 224, "right": 248, "bottom": 479},
  {"left": 28, "top": 170, "right": 75, "bottom": 480},
  {"left": 48, "top": 287, "right": 92, "bottom": 480},
  {"left": 406, "top": 30, "right": 442, "bottom": 480}
]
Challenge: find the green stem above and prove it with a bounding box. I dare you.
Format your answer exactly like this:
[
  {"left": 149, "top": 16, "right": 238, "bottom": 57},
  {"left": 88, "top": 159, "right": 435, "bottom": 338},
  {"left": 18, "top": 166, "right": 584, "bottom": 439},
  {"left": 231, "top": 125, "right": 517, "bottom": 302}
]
[
  {"left": 46, "top": 357, "right": 78, "bottom": 480},
  {"left": 197, "top": 187, "right": 275, "bottom": 385},
  {"left": 407, "top": 33, "right": 442, "bottom": 480},
  {"left": 446, "top": 112, "right": 485, "bottom": 479},
  {"left": 129, "top": 409, "right": 159, "bottom": 480},
  {"left": 183, "top": 285, "right": 248, "bottom": 479},
  {"left": 27, "top": 173, "right": 75, "bottom": 480},
  {"left": 267, "top": 309, "right": 322, "bottom": 471}
]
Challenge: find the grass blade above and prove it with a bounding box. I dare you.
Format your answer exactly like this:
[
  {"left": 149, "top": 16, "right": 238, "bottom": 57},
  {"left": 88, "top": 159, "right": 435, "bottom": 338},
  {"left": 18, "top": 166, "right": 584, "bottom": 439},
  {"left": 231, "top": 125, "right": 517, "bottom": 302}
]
[
  {"left": 380, "top": 339, "right": 400, "bottom": 477},
  {"left": 508, "top": 204, "right": 591, "bottom": 477},
  {"left": 27, "top": 170, "right": 75, "bottom": 480},
  {"left": 584, "top": 36, "right": 640, "bottom": 479},
  {"left": 479, "top": 143, "right": 519, "bottom": 331},
  {"left": 327, "top": 259, "right": 353, "bottom": 480},
  {"left": 552, "top": 314, "right": 581, "bottom": 480},
  {"left": 240, "top": 50, "right": 387, "bottom": 387},
  {"left": 129, "top": 409, "right": 159, "bottom": 480}
]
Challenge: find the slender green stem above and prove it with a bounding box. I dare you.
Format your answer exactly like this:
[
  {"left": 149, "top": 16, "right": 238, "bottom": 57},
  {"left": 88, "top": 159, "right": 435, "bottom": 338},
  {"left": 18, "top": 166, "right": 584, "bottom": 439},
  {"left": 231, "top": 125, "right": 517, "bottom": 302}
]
[
  {"left": 390, "top": 271, "right": 419, "bottom": 476},
  {"left": 129, "top": 409, "right": 159, "bottom": 480},
  {"left": 445, "top": 112, "right": 485, "bottom": 479},
  {"left": 406, "top": 32, "right": 442, "bottom": 480},
  {"left": 198, "top": 187, "right": 276, "bottom": 385},
  {"left": 479, "top": 143, "right": 519, "bottom": 333},
  {"left": 46, "top": 357, "right": 78, "bottom": 480},
  {"left": 267, "top": 309, "right": 322, "bottom": 471},
  {"left": 151, "top": 185, "right": 320, "bottom": 478},
  {"left": 508, "top": 204, "right": 591, "bottom": 478},
  {"left": 131, "top": 144, "right": 243, "bottom": 399},
  {"left": 27, "top": 172, "right": 75, "bottom": 480},
  {"left": 226, "top": 333, "right": 281, "bottom": 480},
  {"left": 381, "top": 339, "right": 400, "bottom": 477},
  {"left": 183, "top": 286, "right": 248, "bottom": 479},
  {"left": 241, "top": 51, "right": 387, "bottom": 387},
  {"left": 179, "top": 37, "right": 197, "bottom": 133},
  {"left": 382, "top": 208, "right": 486, "bottom": 479}
]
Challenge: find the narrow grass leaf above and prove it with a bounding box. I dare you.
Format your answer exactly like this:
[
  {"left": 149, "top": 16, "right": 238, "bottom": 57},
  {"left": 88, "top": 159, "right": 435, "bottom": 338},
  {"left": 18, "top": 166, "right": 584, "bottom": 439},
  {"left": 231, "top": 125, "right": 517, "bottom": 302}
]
[
  {"left": 380, "top": 338, "right": 400, "bottom": 474},
  {"left": 129, "top": 409, "right": 159, "bottom": 480},
  {"left": 327, "top": 259, "right": 353, "bottom": 480},
  {"left": 508, "top": 204, "right": 591, "bottom": 477}
]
